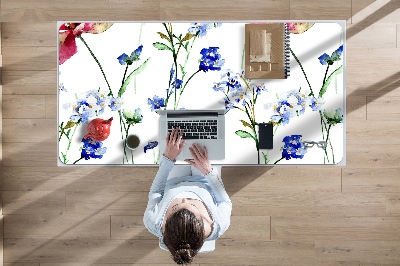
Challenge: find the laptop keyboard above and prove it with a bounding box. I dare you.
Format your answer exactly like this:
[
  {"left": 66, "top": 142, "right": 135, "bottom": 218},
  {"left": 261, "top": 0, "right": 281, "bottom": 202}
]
[{"left": 168, "top": 120, "right": 218, "bottom": 139}]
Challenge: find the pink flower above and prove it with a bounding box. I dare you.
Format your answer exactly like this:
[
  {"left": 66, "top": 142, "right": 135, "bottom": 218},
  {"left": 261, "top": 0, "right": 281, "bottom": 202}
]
[
  {"left": 59, "top": 23, "right": 113, "bottom": 65},
  {"left": 286, "top": 22, "right": 315, "bottom": 34}
]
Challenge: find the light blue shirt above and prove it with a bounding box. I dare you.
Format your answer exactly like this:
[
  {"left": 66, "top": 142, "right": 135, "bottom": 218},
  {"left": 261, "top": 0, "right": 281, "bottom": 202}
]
[{"left": 144, "top": 155, "right": 232, "bottom": 241}]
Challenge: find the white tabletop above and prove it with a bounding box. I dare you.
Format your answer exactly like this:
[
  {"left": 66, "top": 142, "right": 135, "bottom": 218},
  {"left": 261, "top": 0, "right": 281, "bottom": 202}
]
[{"left": 58, "top": 21, "right": 345, "bottom": 165}]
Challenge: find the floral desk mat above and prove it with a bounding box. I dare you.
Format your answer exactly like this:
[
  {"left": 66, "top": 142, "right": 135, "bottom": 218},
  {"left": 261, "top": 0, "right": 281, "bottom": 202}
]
[{"left": 58, "top": 21, "right": 345, "bottom": 165}]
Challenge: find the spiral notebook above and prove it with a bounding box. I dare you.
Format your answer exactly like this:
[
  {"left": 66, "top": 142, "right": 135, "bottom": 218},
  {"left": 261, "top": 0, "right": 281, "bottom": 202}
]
[{"left": 244, "top": 23, "right": 290, "bottom": 79}]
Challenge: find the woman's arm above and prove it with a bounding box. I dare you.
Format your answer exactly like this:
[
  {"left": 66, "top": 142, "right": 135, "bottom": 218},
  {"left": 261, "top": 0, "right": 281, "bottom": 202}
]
[
  {"left": 143, "top": 128, "right": 186, "bottom": 236},
  {"left": 143, "top": 155, "right": 175, "bottom": 236},
  {"left": 205, "top": 167, "right": 232, "bottom": 237},
  {"left": 184, "top": 144, "right": 232, "bottom": 237}
]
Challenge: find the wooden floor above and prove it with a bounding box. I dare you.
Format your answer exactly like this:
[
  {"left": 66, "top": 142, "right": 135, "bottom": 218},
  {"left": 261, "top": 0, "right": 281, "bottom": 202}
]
[{"left": 1, "top": 0, "right": 400, "bottom": 265}]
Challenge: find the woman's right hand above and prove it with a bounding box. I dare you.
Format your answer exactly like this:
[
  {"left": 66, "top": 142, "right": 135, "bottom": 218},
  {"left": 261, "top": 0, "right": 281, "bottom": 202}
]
[
  {"left": 184, "top": 144, "right": 212, "bottom": 175},
  {"left": 164, "top": 127, "right": 186, "bottom": 161}
]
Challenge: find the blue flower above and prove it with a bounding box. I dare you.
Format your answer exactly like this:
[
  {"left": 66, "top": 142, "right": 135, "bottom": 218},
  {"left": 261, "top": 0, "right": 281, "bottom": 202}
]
[
  {"left": 188, "top": 23, "right": 221, "bottom": 37},
  {"left": 169, "top": 64, "right": 175, "bottom": 85},
  {"left": 309, "top": 96, "right": 325, "bottom": 111},
  {"left": 147, "top": 95, "right": 166, "bottom": 111},
  {"left": 253, "top": 83, "right": 267, "bottom": 95},
  {"left": 81, "top": 137, "right": 107, "bottom": 160},
  {"left": 65, "top": 90, "right": 108, "bottom": 123},
  {"left": 58, "top": 83, "right": 67, "bottom": 94},
  {"left": 219, "top": 70, "right": 242, "bottom": 91},
  {"left": 212, "top": 82, "right": 225, "bottom": 92},
  {"left": 144, "top": 141, "right": 159, "bottom": 153},
  {"left": 117, "top": 53, "right": 129, "bottom": 65},
  {"left": 131, "top": 44, "right": 143, "bottom": 61},
  {"left": 286, "top": 90, "right": 307, "bottom": 115},
  {"left": 118, "top": 44, "right": 143, "bottom": 65},
  {"left": 171, "top": 78, "right": 183, "bottom": 90},
  {"left": 199, "top": 47, "right": 225, "bottom": 72},
  {"left": 219, "top": 98, "right": 234, "bottom": 110},
  {"left": 318, "top": 44, "right": 343, "bottom": 65},
  {"left": 270, "top": 100, "right": 296, "bottom": 125},
  {"left": 281, "top": 135, "right": 307, "bottom": 160},
  {"left": 108, "top": 96, "right": 124, "bottom": 111},
  {"left": 318, "top": 53, "right": 330, "bottom": 65}
]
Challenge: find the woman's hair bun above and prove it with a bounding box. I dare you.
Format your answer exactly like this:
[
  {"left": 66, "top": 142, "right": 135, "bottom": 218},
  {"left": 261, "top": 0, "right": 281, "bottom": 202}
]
[
  {"left": 179, "top": 242, "right": 191, "bottom": 250},
  {"left": 174, "top": 247, "right": 193, "bottom": 264}
]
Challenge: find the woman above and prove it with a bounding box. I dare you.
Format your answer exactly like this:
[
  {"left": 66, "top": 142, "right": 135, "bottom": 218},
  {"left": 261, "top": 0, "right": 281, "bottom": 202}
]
[{"left": 144, "top": 127, "right": 232, "bottom": 264}]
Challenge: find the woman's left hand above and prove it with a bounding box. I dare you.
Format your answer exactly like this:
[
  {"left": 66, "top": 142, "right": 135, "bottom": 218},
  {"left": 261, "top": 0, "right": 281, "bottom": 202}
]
[{"left": 164, "top": 127, "right": 186, "bottom": 161}]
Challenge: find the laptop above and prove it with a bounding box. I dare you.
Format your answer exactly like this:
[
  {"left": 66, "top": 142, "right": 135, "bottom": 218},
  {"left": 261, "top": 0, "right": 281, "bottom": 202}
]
[{"left": 156, "top": 109, "right": 228, "bottom": 160}]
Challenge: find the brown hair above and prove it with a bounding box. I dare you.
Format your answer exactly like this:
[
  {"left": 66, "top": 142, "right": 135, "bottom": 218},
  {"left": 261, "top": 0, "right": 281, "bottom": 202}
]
[{"left": 163, "top": 208, "right": 206, "bottom": 264}]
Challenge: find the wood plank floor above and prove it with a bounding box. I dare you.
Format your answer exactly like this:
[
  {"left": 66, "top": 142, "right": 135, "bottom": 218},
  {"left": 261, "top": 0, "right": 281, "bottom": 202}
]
[{"left": 1, "top": 0, "right": 400, "bottom": 265}]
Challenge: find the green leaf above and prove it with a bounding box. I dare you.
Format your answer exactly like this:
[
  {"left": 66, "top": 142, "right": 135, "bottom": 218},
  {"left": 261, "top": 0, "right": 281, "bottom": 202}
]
[
  {"left": 157, "top": 32, "right": 170, "bottom": 42},
  {"left": 153, "top": 42, "right": 172, "bottom": 51},
  {"left": 235, "top": 130, "right": 256, "bottom": 141},
  {"left": 64, "top": 120, "right": 76, "bottom": 129},
  {"left": 182, "top": 32, "right": 196, "bottom": 42},
  {"left": 118, "top": 57, "right": 150, "bottom": 97},
  {"left": 179, "top": 64, "right": 185, "bottom": 77},
  {"left": 319, "top": 65, "right": 343, "bottom": 97},
  {"left": 240, "top": 119, "right": 253, "bottom": 129}
]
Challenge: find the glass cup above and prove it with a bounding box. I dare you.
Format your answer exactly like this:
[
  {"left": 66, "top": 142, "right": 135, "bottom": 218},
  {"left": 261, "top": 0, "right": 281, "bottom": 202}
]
[{"left": 126, "top": 134, "right": 140, "bottom": 150}]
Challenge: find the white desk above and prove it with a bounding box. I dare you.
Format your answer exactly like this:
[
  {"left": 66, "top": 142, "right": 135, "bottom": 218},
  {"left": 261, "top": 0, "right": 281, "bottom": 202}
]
[{"left": 58, "top": 21, "right": 345, "bottom": 165}]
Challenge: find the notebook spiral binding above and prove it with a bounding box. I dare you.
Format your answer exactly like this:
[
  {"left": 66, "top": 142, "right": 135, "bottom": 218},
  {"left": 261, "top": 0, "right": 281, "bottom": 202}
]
[{"left": 284, "top": 23, "right": 291, "bottom": 79}]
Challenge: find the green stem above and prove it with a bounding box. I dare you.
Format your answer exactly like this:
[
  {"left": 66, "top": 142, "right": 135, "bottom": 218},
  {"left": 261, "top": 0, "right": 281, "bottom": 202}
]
[
  {"left": 176, "top": 69, "right": 201, "bottom": 108},
  {"left": 73, "top": 157, "right": 83, "bottom": 164},
  {"left": 262, "top": 151, "right": 270, "bottom": 164},
  {"left": 325, "top": 124, "right": 333, "bottom": 164},
  {"left": 290, "top": 48, "right": 314, "bottom": 96},
  {"left": 274, "top": 157, "right": 284, "bottom": 164},
  {"left": 322, "top": 64, "right": 330, "bottom": 86},
  {"left": 162, "top": 23, "right": 179, "bottom": 109},
  {"left": 64, "top": 123, "right": 79, "bottom": 164},
  {"left": 329, "top": 138, "right": 335, "bottom": 164},
  {"left": 78, "top": 35, "right": 113, "bottom": 96},
  {"left": 122, "top": 64, "right": 129, "bottom": 87},
  {"left": 134, "top": 23, "right": 144, "bottom": 94},
  {"left": 184, "top": 37, "right": 196, "bottom": 70},
  {"left": 241, "top": 44, "right": 245, "bottom": 70}
]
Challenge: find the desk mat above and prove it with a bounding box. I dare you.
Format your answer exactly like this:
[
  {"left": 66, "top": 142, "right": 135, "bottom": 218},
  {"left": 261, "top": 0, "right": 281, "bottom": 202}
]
[{"left": 58, "top": 21, "right": 345, "bottom": 165}]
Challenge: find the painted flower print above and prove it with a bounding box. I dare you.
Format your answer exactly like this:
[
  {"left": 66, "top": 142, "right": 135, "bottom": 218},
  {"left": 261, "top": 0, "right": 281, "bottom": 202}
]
[
  {"left": 323, "top": 108, "right": 343, "bottom": 125},
  {"left": 144, "top": 141, "right": 158, "bottom": 153},
  {"left": 271, "top": 100, "right": 295, "bottom": 125},
  {"left": 171, "top": 78, "right": 183, "bottom": 90},
  {"left": 80, "top": 137, "right": 107, "bottom": 161},
  {"left": 118, "top": 45, "right": 143, "bottom": 65},
  {"left": 221, "top": 70, "right": 242, "bottom": 92},
  {"left": 188, "top": 23, "right": 222, "bottom": 37},
  {"left": 280, "top": 135, "right": 307, "bottom": 161},
  {"left": 199, "top": 47, "right": 225, "bottom": 72},
  {"left": 152, "top": 23, "right": 223, "bottom": 109},
  {"left": 108, "top": 96, "right": 124, "bottom": 111},
  {"left": 59, "top": 23, "right": 113, "bottom": 64},
  {"left": 58, "top": 83, "right": 66, "bottom": 94},
  {"left": 268, "top": 90, "right": 310, "bottom": 125},
  {"left": 58, "top": 22, "right": 344, "bottom": 165},
  {"left": 212, "top": 68, "right": 269, "bottom": 163},
  {"left": 123, "top": 108, "right": 143, "bottom": 125},
  {"left": 309, "top": 96, "right": 325, "bottom": 111},
  {"left": 148, "top": 95, "right": 166, "bottom": 111},
  {"left": 286, "top": 22, "right": 315, "bottom": 34},
  {"left": 318, "top": 45, "right": 343, "bottom": 65},
  {"left": 63, "top": 90, "right": 108, "bottom": 123}
]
